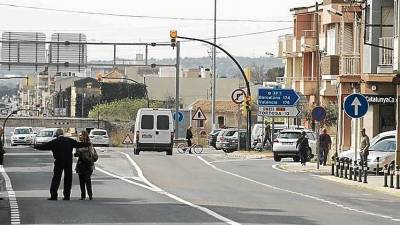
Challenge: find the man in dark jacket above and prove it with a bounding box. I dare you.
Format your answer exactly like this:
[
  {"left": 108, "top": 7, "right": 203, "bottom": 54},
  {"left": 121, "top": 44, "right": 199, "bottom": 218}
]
[
  {"left": 34, "top": 129, "right": 90, "bottom": 200},
  {"left": 296, "top": 131, "right": 310, "bottom": 166},
  {"left": 186, "top": 126, "right": 193, "bottom": 154}
]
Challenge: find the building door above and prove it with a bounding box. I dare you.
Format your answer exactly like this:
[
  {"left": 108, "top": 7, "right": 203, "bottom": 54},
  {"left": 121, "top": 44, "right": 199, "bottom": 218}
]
[
  {"left": 218, "top": 116, "right": 225, "bottom": 128},
  {"left": 379, "top": 104, "right": 395, "bottom": 132}
]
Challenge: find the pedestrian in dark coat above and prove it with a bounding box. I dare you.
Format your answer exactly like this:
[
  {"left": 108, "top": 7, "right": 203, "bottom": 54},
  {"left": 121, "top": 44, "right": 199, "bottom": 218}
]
[
  {"left": 296, "top": 131, "right": 310, "bottom": 166},
  {"left": 34, "top": 129, "right": 90, "bottom": 200},
  {"left": 186, "top": 126, "right": 193, "bottom": 154},
  {"left": 74, "top": 131, "right": 98, "bottom": 200}
]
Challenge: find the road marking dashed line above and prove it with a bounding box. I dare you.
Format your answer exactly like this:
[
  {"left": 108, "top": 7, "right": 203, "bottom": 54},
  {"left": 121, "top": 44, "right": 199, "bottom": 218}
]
[
  {"left": 0, "top": 165, "right": 21, "bottom": 224},
  {"left": 114, "top": 152, "right": 241, "bottom": 225},
  {"left": 197, "top": 156, "right": 400, "bottom": 223}
]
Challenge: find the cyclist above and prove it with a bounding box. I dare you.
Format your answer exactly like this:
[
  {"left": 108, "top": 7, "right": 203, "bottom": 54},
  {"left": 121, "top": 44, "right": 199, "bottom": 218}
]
[{"left": 186, "top": 126, "right": 193, "bottom": 154}]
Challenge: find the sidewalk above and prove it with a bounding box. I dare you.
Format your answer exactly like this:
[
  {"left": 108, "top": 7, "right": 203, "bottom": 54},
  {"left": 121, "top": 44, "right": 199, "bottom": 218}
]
[
  {"left": 227, "top": 150, "right": 273, "bottom": 159},
  {"left": 277, "top": 162, "right": 400, "bottom": 197}
]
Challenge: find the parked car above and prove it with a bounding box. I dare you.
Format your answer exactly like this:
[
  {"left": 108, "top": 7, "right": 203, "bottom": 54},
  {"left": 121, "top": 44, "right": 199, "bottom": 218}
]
[
  {"left": 339, "top": 136, "right": 396, "bottom": 173},
  {"left": 338, "top": 130, "right": 395, "bottom": 162},
  {"left": 133, "top": 108, "right": 174, "bottom": 155},
  {"left": 215, "top": 128, "right": 238, "bottom": 150},
  {"left": 208, "top": 129, "right": 221, "bottom": 149},
  {"left": 34, "top": 128, "right": 58, "bottom": 145},
  {"left": 11, "top": 127, "right": 36, "bottom": 146},
  {"left": 89, "top": 129, "right": 110, "bottom": 147},
  {"left": 272, "top": 129, "right": 317, "bottom": 162},
  {"left": 222, "top": 130, "right": 247, "bottom": 153},
  {"left": 251, "top": 124, "right": 304, "bottom": 148}
]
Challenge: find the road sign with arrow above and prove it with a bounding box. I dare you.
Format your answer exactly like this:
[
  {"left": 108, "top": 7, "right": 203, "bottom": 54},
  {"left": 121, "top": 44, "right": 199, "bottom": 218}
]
[{"left": 344, "top": 93, "right": 369, "bottom": 119}]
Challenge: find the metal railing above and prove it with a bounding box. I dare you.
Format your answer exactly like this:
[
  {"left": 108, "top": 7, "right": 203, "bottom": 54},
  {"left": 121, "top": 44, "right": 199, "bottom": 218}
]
[
  {"left": 379, "top": 37, "right": 394, "bottom": 66},
  {"left": 341, "top": 55, "right": 360, "bottom": 75}
]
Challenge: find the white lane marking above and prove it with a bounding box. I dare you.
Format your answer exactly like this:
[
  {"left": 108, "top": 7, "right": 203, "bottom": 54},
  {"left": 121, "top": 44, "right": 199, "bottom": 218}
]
[
  {"left": 210, "top": 158, "right": 271, "bottom": 164},
  {"left": 271, "top": 164, "right": 289, "bottom": 173},
  {"left": 4, "top": 153, "right": 52, "bottom": 156},
  {"left": 0, "top": 165, "right": 21, "bottom": 225},
  {"left": 96, "top": 168, "right": 156, "bottom": 192},
  {"left": 117, "top": 152, "right": 241, "bottom": 225},
  {"left": 197, "top": 156, "right": 400, "bottom": 222}
]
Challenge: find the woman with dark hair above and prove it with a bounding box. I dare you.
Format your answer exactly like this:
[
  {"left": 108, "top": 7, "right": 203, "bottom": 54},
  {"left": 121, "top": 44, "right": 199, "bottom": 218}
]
[{"left": 74, "top": 131, "right": 98, "bottom": 200}]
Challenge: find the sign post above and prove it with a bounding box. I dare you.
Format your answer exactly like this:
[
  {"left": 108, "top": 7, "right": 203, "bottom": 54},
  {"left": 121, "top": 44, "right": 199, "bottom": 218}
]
[{"left": 344, "top": 93, "right": 369, "bottom": 162}]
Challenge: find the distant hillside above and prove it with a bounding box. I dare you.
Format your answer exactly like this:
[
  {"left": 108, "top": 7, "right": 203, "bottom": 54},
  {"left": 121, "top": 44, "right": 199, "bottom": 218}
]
[{"left": 148, "top": 56, "right": 283, "bottom": 77}]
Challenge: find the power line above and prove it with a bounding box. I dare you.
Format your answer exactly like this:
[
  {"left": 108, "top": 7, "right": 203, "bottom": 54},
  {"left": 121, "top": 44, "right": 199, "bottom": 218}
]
[{"left": 0, "top": 3, "right": 298, "bottom": 23}]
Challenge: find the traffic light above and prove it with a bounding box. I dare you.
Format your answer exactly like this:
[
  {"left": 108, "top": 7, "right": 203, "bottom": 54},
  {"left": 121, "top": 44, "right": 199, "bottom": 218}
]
[
  {"left": 170, "top": 30, "right": 177, "bottom": 48},
  {"left": 245, "top": 96, "right": 252, "bottom": 109}
]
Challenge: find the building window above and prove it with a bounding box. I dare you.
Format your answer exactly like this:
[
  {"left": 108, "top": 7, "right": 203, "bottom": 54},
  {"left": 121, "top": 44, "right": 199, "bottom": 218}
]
[
  {"left": 218, "top": 116, "right": 225, "bottom": 127},
  {"left": 380, "top": 104, "right": 395, "bottom": 132},
  {"left": 197, "top": 120, "right": 204, "bottom": 128}
]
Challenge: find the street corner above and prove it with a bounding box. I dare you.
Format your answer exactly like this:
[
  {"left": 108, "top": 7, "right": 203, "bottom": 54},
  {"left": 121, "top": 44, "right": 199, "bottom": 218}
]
[
  {"left": 275, "top": 162, "right": 332, "bottom": 175},
  {"left": 226, "top": 150, "right": 273, "bottom": 160},
  {"left": 319, "top": 175, "right": 400, "bottom": 198}
]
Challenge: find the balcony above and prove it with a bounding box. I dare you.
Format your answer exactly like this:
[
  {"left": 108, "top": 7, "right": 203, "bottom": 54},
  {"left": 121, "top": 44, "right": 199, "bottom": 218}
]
[
  {"left": 301, "top": 30, "right": 316, "bottom": 52},
  {"left": 340, "top": 55, "right": 360, "bottom": 75},
  {"left": 278, "top": 34, "right": 294, "bottom": 58},
  {"left": 378, "top": 37, "right": 394, "bottom": 73},
  {"left": 321, "top": 55, "right": 340, "bottom": 75},
  {"left": 299, "top": 77, "right": 317, "bottom": 96}
]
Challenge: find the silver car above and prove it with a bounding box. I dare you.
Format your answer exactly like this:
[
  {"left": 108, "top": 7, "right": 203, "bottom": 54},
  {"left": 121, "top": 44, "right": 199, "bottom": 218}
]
[{"left": 89, "top": 129, "right": 110, "bottom": 147}]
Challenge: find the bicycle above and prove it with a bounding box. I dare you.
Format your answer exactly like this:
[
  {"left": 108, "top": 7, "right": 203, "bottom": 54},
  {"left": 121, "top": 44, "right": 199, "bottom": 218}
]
[{"left": 177, "top": 143, "right": 203, "bottom": 154}]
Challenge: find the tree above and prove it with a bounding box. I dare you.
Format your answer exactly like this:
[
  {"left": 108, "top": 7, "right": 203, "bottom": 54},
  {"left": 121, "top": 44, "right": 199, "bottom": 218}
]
[
  {"left": 265, "top": 67, "right": 284, "bottom": 82},
  {"left": 250, "top": 63, "right": 266, "bottom": 84}
]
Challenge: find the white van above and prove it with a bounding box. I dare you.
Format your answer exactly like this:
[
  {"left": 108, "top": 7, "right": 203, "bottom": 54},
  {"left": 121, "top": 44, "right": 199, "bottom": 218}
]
[{"left": 133, "top": 108, "right": 174, "bottom": 155}]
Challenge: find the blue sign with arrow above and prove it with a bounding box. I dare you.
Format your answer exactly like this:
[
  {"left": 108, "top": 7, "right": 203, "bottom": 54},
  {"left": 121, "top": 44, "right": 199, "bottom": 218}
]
[
  {"left": 173, "top": 111, "right": 184, "bottom": 123},
  {"left": 344, "top": 94, "right": 369, "bottom": 119},
  {"left": 258, "top": 88, "right": 300, "bottom": 106}
]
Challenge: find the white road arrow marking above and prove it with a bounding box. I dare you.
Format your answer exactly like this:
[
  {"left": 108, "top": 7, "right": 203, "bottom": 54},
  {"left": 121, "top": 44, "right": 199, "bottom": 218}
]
[{"left": 351, "top": 97, "right": 362, "bottom": 116}]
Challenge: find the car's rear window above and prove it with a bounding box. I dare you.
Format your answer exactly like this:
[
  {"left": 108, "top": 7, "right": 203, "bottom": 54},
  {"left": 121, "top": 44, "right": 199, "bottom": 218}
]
[
  {"left": 92, "top": 131, "right": 107, "bottom": 136},
  {"left": 278, "top": 132, "right": 301, "bottom": 139},
  {"left": 225, "top": 130, "right": 237, "bottom": 136},
  {"left": 370, "top": 138, "right": 396, "bottom": 152},
  {"left": 157, "top": 115, "right": 169, "bottom": 130},
  {"left": 141, "top": 115, "right": 154, "bottom": 129}
]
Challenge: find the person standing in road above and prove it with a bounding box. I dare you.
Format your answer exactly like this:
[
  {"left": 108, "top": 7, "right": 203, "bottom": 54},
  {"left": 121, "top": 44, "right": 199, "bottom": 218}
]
[
  {"left": 0, "top": 127, "right": 4, "bottom": 165},
  {"left": 34, "top": 128, "right": 90, "bottom": 200},
  {"left": 319, "top": 128, "right": 332, "bottom": 166},
  {"left": 186, "top": 126, "right": 193, "bottom": 154},
  {"left": 74, "top": 131, "right": 98, "bottom": 200},
  {"left": 262, "top": 124, "right": 272, "bottom": 149},
  {"left": 296, "top": 131, "right": 310, "bottom": 166},
  {"left": 360, "top": 128, "right": 370, "bottom": 166}
]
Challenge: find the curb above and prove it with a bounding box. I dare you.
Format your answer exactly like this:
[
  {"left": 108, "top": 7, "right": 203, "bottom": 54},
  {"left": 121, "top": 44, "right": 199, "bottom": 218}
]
[
  {"left": 226, "top": 152, "right": 273, "bottom": 160},
  {"left": 276, "top": 163, "right": 332, "bottom": 175},
  {"left": 319, "top": 175, "right": 400, "bottom": 198}
]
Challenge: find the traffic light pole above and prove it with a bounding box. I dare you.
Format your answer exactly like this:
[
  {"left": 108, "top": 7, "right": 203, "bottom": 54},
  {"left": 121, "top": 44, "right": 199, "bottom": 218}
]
[
  {"left": 176, "top": 35, "right": 252, "bottom": 150},
  {"left": 175, "top": 41, "right": 181, "bottom": 140}
]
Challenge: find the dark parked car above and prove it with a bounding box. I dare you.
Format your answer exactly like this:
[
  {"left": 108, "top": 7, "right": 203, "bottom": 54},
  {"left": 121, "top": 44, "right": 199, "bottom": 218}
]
[
  {"left": 208, "top": 129, "right": 221, "bottom": 149},
  {"left": 222, "top": 130, "right": 247, "bottom": 153}
]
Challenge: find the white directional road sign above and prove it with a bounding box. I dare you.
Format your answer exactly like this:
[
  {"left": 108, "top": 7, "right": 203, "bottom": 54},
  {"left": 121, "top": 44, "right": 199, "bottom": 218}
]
[{"left": 258, "top": 106, "right": 300, "bottom": 117}]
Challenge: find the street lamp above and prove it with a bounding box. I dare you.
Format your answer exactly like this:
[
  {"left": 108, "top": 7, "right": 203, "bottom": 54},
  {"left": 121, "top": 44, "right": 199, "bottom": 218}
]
[{"left": 2, "top": 108, "right": 39, "bottom": 147}]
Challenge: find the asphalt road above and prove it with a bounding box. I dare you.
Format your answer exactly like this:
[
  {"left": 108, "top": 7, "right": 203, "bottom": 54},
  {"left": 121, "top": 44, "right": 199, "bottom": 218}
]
[{"left": 1, "top": 146, "right": 399, "bottom": 225}]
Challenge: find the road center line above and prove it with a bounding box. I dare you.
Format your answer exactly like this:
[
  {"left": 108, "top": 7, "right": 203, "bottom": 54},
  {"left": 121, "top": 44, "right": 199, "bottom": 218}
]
[
  {"left": 197, "top": 156, "right": 400, "bottom": 222},
  {"left": 117, "top": 152, "right": 241, "bottom": 225},
  {"left": 0, "top": 165, "right": 21, "bottom": 225}
]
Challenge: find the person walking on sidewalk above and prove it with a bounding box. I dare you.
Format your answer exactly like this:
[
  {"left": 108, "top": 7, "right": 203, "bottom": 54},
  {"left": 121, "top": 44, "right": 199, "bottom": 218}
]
[
  {"left": 74, "top": 131, "right": 98, "bottom": 200},
  {"left": 34, "top": 128, "right": 90, "bottom": 200},
  {"left": 296, "top": 131, "right": 310, "bottom": 166},
  {"left": 0, "top": 127, "right": 4, "bottom": 165},
  {"left": 262, "top": 124, "right": 272, "bottom": 149},
  {"left": 319, "top": 128, "right": 332, "bottom": 166},
  {"left": 186, "top": 126, "right": 193, "bottom": 154},
  {"left": 360, "top": 128, "right": 370, "bottom": 166}
]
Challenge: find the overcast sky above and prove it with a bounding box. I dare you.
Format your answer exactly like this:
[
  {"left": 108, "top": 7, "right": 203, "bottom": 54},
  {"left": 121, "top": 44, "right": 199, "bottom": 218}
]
[{"left": 0, "top": 0, "right": 317, "bottom": 60}]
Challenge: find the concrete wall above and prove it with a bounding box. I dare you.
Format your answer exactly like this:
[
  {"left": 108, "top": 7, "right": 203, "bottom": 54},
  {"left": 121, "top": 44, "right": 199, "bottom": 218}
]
[{"left": 0, "top": 117, "right": 109, "bottom": 130}]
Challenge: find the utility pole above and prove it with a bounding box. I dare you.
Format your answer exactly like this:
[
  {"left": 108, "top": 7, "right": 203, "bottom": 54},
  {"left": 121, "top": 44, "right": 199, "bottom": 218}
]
[
  {"left": 211, "top": 0, "right": 217, "bottom": 130},
  {"left": 315, "top": 2, "right": 321, "bottom": 169},
  {"left": 175, "top": 41, "right": 181, "bottom": 139}
]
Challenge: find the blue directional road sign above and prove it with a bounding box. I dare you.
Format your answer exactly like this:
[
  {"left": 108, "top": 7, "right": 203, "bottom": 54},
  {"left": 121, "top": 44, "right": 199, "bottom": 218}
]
[
  {"left": 173, "top": 111, "right": 184, "bottom": 122},
  {"left": 258, "top": 88, "right": 300, "bottom": 106},
  {"left": 344, "top": 94, "right": 369, "bottom": 119}
]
